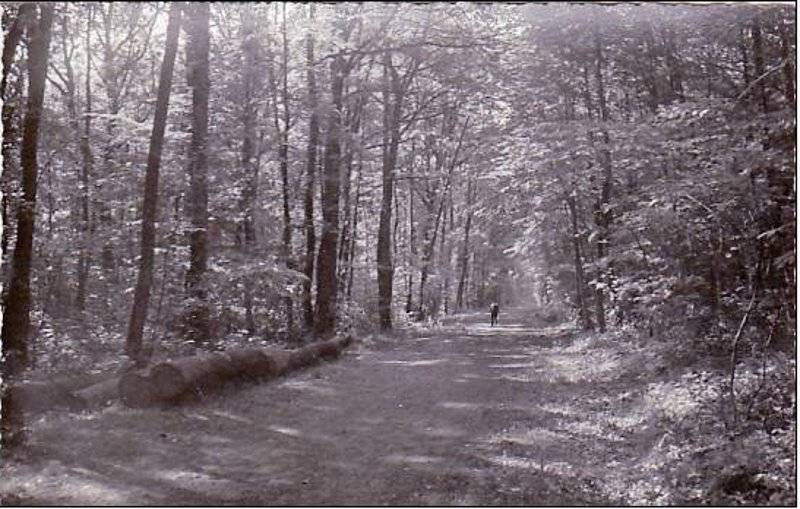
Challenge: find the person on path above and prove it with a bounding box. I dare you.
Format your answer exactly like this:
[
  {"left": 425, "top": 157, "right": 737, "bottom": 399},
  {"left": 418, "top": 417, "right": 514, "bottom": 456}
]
[{"left": 490, "top": 302, "right": 500, "bottom": 326}]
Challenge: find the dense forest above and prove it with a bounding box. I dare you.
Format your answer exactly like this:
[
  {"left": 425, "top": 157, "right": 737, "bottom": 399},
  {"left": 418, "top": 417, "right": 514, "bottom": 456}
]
[{"left": 0, "top": 2, "right": 795, "bottom": 504}]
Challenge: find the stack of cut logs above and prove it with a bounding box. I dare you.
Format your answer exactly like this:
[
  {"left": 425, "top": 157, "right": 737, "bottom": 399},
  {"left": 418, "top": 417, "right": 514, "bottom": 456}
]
[{"left": 6, "top": 335, "right": 353, "bottom": 413}]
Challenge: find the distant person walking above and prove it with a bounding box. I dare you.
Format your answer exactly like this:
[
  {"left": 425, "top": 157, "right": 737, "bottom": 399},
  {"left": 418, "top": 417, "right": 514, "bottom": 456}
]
[{"left": 490, "top": 302, "right": 500, "bottom": 327}]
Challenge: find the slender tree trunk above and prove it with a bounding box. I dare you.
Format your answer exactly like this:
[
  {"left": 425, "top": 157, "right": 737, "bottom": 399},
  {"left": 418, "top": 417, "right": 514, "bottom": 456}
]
[
  {"left": 377, "top": 52, "right": 402, "bottom": 330},
  {"left": 406, "top": 170, "right": 416, "bottom": 313},
  {"left": 1, "top": 2, "right": 54, "bottom": 452},
  {"left": 302, "top": 4, "right": 319, "bottom": 328},
  {"left": 439, "top": 190, "right": 453, "bottom": 315},
  {"left": 0, "top": 4, "right": 31, "bottom": 290},
  {"left": 751, "top": 15, "right": 768, "bottom": 113},
  {"left": 566, "top": 197, "right": 592, "bottom": 330},
  {"left": 237, "top": 13, "right": 260, "bottom": 335},
  {"left": 183, "top": 2, "right": 211, "bottom": 346},
  {"left": 279, "top": 4, "right": 295, "bottom": 335},
  {"left": 642, "top": 24, "right": 659, "bottom": 114},
  {"left": 778, "top": 20, "right": 795, "bottom": 107},
  {"left": 314, "top": 55, "right": 346, "bottom": 337},
  {"left": 238, "top": 13, "right": 259, "bottom": 248},
  {"left": 337, "top": 144, "right": 353, "bottom": 294},
  {"left": 346, "top": 163, "right": 362, "bottom": 301},
  {"left": 582, "top": 65, "right": 594, "bottom": 120},
  {"left": 419, "top": 188, "right": 447, "bottom": 317},
  {"left": 418, "top": 117, "right": 468, "bottom": 316},
  {"left": 662, "top": 27, "right": 684, "bottom": 101},
  {"left": 593, "top": 33, "right": 613, "bottom": 333},
  {"left": 740, "top": 27, "right": 751, "bottom": 97},
  {"left": 76, "top": 5, "right": 93, "bottom": 314},
  {"left": 456, "top": 176, "right": 474, "bottom": 310},
  {"left": 125, "top": 3, "right": 182, "bottom": 366},
  {"left": 337, "top": 85, "right": 363, "bottom": 296},
  {"left": 393, "top": 178, "right": 401, "bottom": 260}
]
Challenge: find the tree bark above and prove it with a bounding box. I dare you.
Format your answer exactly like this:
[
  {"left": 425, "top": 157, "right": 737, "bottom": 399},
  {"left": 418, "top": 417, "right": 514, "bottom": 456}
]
[
  {"left": 125, "top": 3, "right": 182, "bottom": 366},
  {"left": 662, "top": 27, "right": 684, "bottom": 102},
  {"left": 183, "top": 2, "right": 211, "bottom": 345},
  {"left": 279, "top": 4, "right": 295, "bottom": 335},
  {"left": 314, "top": 54, "right": 346, "bottom": 337},
  {"left": 377, "top": 52, "right": 403, "bottom": 330},
  {"left": 418, "top": 116, "right": 468, "bottom": 317},
  {"left": 1, "top": 2, "right": 55, "bottom": 452},
  {"left": 0, "top": 4, "right": 31, "bottom": 286},
  {"left": 456, "top": 175, "right": 474, "bottom": 310},
  {"left": 642, "top": 24, "right": 660, "bottom": 114},
  {"left": 76, "top": 5, "right": 94, "bottom": 314},
  {"left": 751, "top": 15, "right": 768, "bottom": 113},
  {"left": 346, "top": 164, "right": 362, "bottom": 301},
  {"left": 593, "top": 33, "right": 613, "bottom": 333},
  {"left": 566, "top": 196, "right": 592, "bottom": 330},
  {"left": 405, "top": 142, "right": 417, "bottom": 314},
  {"left": 302, "top": 4, "right": 319, "bottom": 328},
  {"left": 237, "top": 11, "right": 261, "bottom": 336},
  {"left": 238, "top": 12, "right": 259, "bottom": 248},
  {"left": 778, "top": 19, "right": 795, "bottom": 107},
  {"left": 337, "top": 83, "right": 364, "bottom": 296}
]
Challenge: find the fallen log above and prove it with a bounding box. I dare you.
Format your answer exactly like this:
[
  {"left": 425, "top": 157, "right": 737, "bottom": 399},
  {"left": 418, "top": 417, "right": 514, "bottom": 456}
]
[
  {"left": 3, "top": 369, "right": 118, "bottom": 415},
  {"left": 150, "top": 352, "right": 233, "bottom": 402},
  {"left": 262, "top": 349, "right": 292, "bottom": 377},
  {"left": 287, "top": 335, "right": 352, "bottom": 369},
  {"left": 224, "top": 348, "right": 277, "bottom": 380},
  {"left": 319, "top": 335, "right": 352, "bottom": 359},
  {"left": 119, "top": 368, "right": 159, "bottom": 408},
  {"left": 4, "top": 381, "right": 86, "bottom": 414},
  {"left": 73, "top": 376, "right": 121, "bottom": 410},
  {"left": 288, "top": 344, "right": 319, "bottom": 370},
  {"left": 117, "top": 335, "right": 354, "bottom": 408}
]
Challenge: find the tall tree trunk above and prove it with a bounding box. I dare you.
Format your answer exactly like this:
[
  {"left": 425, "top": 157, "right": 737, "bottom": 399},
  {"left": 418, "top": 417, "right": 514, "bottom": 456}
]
[
  {"left": 279, "top": 4, "right": 294, "bottom": 335},
  {"left": 346, "top": 163, "right": 362, "bottom": 302},
  {"left": 314, "top": 54, "right": 346, "bottom": 337},
  {"left": 377, "top": 52, "right": 402, "bottom": 330},
  {"left": 183, "top": 2, "right": 211, "bottom": 346},
  {"left": 302, "top": 4, "right": 319, "bottom": 328},
  {"left": 456, "top": 175, "right": 474, "bottom": 310},
  {"left": 662, "top": 27, "right": 684, "bottom": 102},
  {"left": 238, "top": 12, "right": 259, "bottom": 248},
  {"left": 642, "top": 24, "right": 659, "bottom": 114},
  {"left": 593, "top": 33, "right": 613, "bottom": 333},
  {"left": 566, "top": 196, "right": 592, "bottom": 330},
  {"left": 337, "top": 84, "right": 364, "bottom": 296},
  {"left": 582, "top": 65, "right": 594, "bottom": 120},
  {"left": 76, "top": 5, "right": 93, "bottom": 314},
  {"left": 237, "top": 12, "right": 260, "bottom": 335},
  {"left": 751, "top": 15, "right": 768, "bottom": 113},
  {"left": 125, "top": 3, "right": 181, "bottom": 366},
  {"left": 1, "top": 2, "right": 54, "bottom": 452},
  {"left": 337, "top": 141, "right": 353, "bottom": 294},
  {"left": 1, "top": 4, "right": 31, "bottom": 290},
  {"left": 405, "top": 168, "right": 416, "bottom": 313},
  {"left": 441, "top": 191, "right": 454, "bottom": 315},
  {"left": 418, "top": 117, "right": 468, "bottom": 317},
  {"left": 740, "top": 27, "right": 751, "bottom": 93},
  {"left": 778, "top": 19, "right": 795, "bottom": 107}
]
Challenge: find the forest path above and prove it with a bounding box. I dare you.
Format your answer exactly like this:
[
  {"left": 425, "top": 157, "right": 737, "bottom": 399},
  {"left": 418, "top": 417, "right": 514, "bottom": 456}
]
[{"left": 0, "top": 308, "right": 654, "bottom": 506}]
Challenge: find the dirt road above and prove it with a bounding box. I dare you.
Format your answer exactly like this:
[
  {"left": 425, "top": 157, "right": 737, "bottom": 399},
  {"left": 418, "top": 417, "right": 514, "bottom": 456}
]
[{"left": 1, "top": 308, "right": 618, "bottom": 505}]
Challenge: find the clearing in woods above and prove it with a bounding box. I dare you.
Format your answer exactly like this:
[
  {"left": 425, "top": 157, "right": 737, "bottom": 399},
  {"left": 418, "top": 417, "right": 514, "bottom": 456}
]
[{"left": 1, "top": 308, "right": 669, "bottom": 505}]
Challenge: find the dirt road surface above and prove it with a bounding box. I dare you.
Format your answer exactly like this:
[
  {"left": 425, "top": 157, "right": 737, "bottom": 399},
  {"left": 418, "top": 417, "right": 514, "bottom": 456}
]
[{"left": 1, "top": 308, "right": 620, "bottom": 506}]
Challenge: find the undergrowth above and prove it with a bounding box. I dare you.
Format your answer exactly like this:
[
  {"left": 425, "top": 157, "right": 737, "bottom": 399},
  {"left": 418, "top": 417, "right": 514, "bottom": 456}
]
[{"left": 565, "top": 325, "right": 796, "bottom": 505}]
